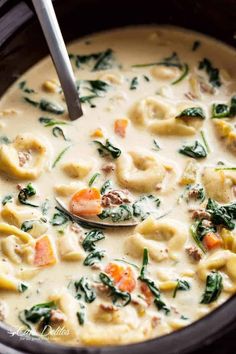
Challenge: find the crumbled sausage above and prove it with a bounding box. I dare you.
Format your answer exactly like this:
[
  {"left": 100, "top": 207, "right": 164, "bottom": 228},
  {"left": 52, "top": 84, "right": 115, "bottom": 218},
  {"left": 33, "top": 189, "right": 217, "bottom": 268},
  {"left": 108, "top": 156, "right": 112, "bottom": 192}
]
[
  {"left": 185, "top": 246, "right": 202, "bottom": 261},
  {"left": 184, "top": 92, "right": 197, "bottom": 100},
  {"left": 191, "top": 209, "right": 211, "bottom": 220},
  {"left": 101, "top": 162, "right": 115, "bottom": 174},
  {"left": 100, "top": 303, "right": 118, "bottom": 312},
  {"left": 151, "top": 316, "right": 160, "bottom": 328},
  {"left": 70, "top": 223, "right": 83, "bottom": 235},
  {"left": 49, "top": 309, "right": 66, "bottom": 325},
  {"left": 101, "top": 189, "right": 133, "bottom": 208},
  {"left": 18, "top": 151, "right": 31, "bottom": 167}
]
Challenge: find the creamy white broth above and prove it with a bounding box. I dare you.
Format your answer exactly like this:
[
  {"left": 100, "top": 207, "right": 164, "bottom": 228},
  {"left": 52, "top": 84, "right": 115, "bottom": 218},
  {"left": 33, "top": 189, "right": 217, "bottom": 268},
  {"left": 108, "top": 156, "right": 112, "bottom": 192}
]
[{"left": 0, "top": 26, "right": 235, "bottom": 345}]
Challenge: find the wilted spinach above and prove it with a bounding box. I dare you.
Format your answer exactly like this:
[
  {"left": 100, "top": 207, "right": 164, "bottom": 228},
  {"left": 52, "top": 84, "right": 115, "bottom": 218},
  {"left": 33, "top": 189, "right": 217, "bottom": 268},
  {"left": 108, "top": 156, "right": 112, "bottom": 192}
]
[
  {"left": 201, "top": 271, "right": 223, "bottom": 304},
  {"left": 99, "top": 272, "right": 131, "bottom": 306},
  {"left": 198, "top": 58, "right": 221, "bottom": 87},
  {"left": 82, "top": 230, "right": 105, "bottom": 252},
  {"left": 94, "top": 139, "right": 121, "bottom": 159},
  {"left": 179, "top": 141, "right": 207, "bottom": 159},
  {"left": 18, "top": 183, "right": 38, "bottom": 207}
]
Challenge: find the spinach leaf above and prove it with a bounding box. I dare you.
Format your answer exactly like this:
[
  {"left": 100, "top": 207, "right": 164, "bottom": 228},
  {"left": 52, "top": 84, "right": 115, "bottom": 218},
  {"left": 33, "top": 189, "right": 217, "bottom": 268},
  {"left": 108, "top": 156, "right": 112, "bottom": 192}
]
[
  {"left": 212, "top": 104, "right": 230, "bottom": 118},
  {"left": 52, "top": 126, "right": 68, "bottom": 141},
  {"left": 52, "top": 145, "right": 71, "bottom": 168},
  {"left": 133, "top": 195, "right": 160, "bottom": 221},
  {"left": 0, "top": 136, "right": 11, "bottom": 144},
  {"left": 179, "top": 141, "right": 207, "bottom": 159},
  {"left": 99, "top": 204, "right": 133, "bottom": 222},
  {"left": 198, "top": 58, "right": 221, "bottom": 87},
  {"left": 79, "top": 95, "right": 97, "bottom": 108},
  {"left": 173, "top": 279, "right": 190, "bottom": 298},
  {"left": 19, "top": 81, "right": 35, "bottom": 94},
  {"left": 176, "top": 107, "right": 205, "bottom": 120},
  {"left": 88, "top": 172, "right": 100, "bottom": 187},
  {"left": 153, "top": 139, "right": 161, "bottom": 151},
  {"left": 190, "top": 219, "right": 216, "bottom": 252},
  {"left": 201, "top": 271, "right": 223, "bottom": 304},
  {"left": 82, "top": 230, "right": 105, "bottom": 252},
  {"left": 18, "top": 283, "right": 28, "bottom": 293},
  {"left": 39, "top": 117, "right": 67, "bottom": 127},
  {"left": 2, "top": 195, "right": 13, "bottom": 206},
  {"left": 192, "top": 40, "right": 201, "bottom": 51},
  {"left": 200, "top": 130, "right": 210, "bottom": 153},
  {"left": 100, "top": 180, "right": 112, "bottom": 195},
  {"left": 51, "top": 211, "right": 69, "bottom": 226},
  {"left": 99, "top": 272, "right": 131, "bottom": 306},
  {"left": 18, "top": 183, "right": 38, "bottom": 207},
  {"left": 83, "top": 250, "right": 105, "bottom": 266},
  {"left": 94, "top": 139, "right": 121, "bottom": 159},
  {"left": 130, "top": 77, "right": 138, "bottom": 90},
  {"left": 76, "top": 303, "right": 86, "bottom": 325},
  {"left": 24, "top": 301, "right": 56, "bottom": 324},
  {"left": 133, "top": 52, "right": 183, "bottom": 69},
  {"left": 206, "top": 198, "right": 236, "bottom": 230},
  {"left": 24, "top": 98, "right": 65, "bottom": 114},
  {"left": 74, "top": 277, "right": 96, "bottom": 303},
  {"left": 139, "top": 248, "right": 170, "bottom": 314},
  {"left": 229, "top": 95, "right": 236, "bottom": 116},
  {"left": 93, "top": 48, "right": 114, "bottom": 71},
  {"left": 39, "top": 99, "right": 64, "bottom": 115},
  {"left": 41, "top": 199, "right": 50, "bottom": 215},
  {"left": 86, "top": 80, "right": 110, "bottom": 95},
  {"left": 172, "top": 63, "right": 189, "bottom": 85},
  {"left": 21, "top": 220, "right": 34, "bottom": 232}
]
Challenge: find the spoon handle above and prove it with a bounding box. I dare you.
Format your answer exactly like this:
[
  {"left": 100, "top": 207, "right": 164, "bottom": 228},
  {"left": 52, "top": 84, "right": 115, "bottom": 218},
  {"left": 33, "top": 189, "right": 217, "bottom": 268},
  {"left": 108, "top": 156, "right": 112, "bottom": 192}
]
[{"left": 31, "top": 0, "right": 83, "bottom": 120}]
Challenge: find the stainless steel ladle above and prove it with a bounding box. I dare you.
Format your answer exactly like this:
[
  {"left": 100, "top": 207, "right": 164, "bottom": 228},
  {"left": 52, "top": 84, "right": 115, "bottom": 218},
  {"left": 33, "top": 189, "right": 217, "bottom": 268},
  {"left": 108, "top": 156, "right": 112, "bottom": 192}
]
[{"left": 32, "top": 0, "right": 83, "bottom": 121}]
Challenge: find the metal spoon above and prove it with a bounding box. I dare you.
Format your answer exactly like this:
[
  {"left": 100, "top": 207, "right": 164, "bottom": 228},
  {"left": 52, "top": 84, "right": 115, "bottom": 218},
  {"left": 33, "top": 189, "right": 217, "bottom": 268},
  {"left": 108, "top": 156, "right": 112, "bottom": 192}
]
[
  {"left": 32, "top": 0, "right": 83, "bottom": 121},
  {"left": 55, "top": 198, "right": 138, "bottom": 229}
]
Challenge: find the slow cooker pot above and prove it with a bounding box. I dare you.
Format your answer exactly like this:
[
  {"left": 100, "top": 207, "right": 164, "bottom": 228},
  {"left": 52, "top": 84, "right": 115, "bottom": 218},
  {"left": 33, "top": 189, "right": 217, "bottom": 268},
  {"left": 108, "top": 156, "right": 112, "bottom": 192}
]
[{"left": 0, "top": 0, "right": 235, "bottom": 353}]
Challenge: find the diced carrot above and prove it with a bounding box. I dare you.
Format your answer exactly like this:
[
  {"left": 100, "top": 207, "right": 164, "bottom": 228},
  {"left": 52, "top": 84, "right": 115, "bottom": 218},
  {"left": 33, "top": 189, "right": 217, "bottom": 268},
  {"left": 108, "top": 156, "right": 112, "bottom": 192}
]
[
  {"left": 91, "top": 128, "right": 104, "bottom": 138},
  {"left": 70, "top": 187, "right": 102, "bottom": 216},
  {"left": 34, "top": 235, "right": 57, "bottom": 267},
  {"left": 140, "top": 283, "right": 153, "bottom": 305},
  {"left": 105, "top": 263, "right": 136, "bottom": 293},
  {"left": 114, "top": 119, "right": 128, "bottom": 138},
  {"left": 203, "top": 232, "right": 222, "bottom": 250}
]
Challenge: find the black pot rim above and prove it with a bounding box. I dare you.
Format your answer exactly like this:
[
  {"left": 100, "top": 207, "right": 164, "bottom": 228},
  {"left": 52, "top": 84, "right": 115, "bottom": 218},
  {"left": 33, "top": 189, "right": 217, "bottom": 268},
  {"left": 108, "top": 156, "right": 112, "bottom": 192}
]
[{"left": 0, "top": 1, "right": 235, "bottom": 353}]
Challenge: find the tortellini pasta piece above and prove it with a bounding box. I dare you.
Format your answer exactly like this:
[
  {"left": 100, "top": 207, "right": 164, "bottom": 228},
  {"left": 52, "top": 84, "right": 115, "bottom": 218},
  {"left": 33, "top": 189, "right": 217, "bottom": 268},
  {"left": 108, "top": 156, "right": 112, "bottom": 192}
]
[
  {"left": 62, "top": 160, "right": 93, "bottom": 178},
  {"left": 151, "top": 65, "right": 180, "bottom": 81},
  {"left": 202, "top": 167, "right": 236, "bottom": 203},
  {"left": 58, "top": 231, "right": 85, "bottom": 261},
  {"left": 0, "top": 260, "right": 25, "bottom": 292},
  {"left": 179, "top": 159, "right": 198, "bottom": 186},
  {"left": 1, "top": 203, "right": 48, "bottom": 238},
  {"left": 197, "top": 250, "right": 236, "bottom": 285},
  {"left": 0, "top": 133, "right": 47, "bottom": 179},
  {"left": 54, "top": 182, "right": 85, "bottom": 196},
  {"left": 98, "top": 72, "right": 123, "bottom": 85},
  {"left": 116, "top": 150, "right": 166, "bottom": 192},
  {"left": 0, "top": 222, "right": 34, "bottom": 244},
  {"left": 125, "top": 216, "right": 187, "bottom": 261},
  {"left": 1, "top": 235, "right": 22, "bottom": 264},
  {"left": 129, "top": 97, "right": 203, "bottom": 136},
  {"left": 214, "top": 120, "right": 236, "bottom": 154}
]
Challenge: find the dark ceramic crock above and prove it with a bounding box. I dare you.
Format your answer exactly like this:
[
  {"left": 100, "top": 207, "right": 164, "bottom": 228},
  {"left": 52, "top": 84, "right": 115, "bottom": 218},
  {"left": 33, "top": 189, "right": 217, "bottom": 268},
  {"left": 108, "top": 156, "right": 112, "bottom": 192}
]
[{"left": 0, "top": 0, "right": 235, "bottom": 353}]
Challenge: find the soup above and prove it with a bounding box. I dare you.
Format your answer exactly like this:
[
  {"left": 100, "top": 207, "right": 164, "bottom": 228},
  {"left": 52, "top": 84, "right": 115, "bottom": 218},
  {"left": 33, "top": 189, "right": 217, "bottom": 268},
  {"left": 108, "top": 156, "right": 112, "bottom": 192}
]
[{"left": 0, "top": 26, "right": 235, "bottom": 346}]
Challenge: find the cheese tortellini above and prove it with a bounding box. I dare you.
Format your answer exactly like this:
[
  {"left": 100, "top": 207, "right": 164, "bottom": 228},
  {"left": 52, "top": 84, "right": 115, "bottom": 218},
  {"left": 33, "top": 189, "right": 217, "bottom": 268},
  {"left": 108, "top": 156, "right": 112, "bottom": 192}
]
[
  {"left": 0, "top": 133, "right": 47, "bottom": 180},
  {"left": 116, "top": 150, "right": 167, "bottom": 192},
  {"left": 214, "top": 120, "right": 236, "bottom": 154},
  {"left": 202, "top": 167, "right": 236, "bottom": 203},
  {"left": 58, "top": 230, "right": 85, "bottom": 261},
  {"left": 62, "top": 160, "right": 93, "bottom": 178},
  {"left": 197, "top": 250, "right": 236, "bottom": 286},
  {"left": 129, "top": 96, "right": 203, "bottom": 136},
  {"left": 125, "top": 216, "right": 187, "bottom": 261}
]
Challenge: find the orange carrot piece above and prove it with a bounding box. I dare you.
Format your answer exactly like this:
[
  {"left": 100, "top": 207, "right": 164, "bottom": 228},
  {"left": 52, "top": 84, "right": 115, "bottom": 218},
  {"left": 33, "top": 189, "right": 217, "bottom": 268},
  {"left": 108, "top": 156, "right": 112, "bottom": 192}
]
[
  {"left": 114, "top": 119, "right": 128, "bottom": 138},
  {"left": 203, "top": 232, "right": 222, "bottom": 250},
  {"left": 105, "top": 263, "right": 136, "bottom": 293},
  {"left": 34, "top": 235, "right": 56, "bottom": 267},
  {"left": 91, "top": 128, "right": 104, "bottom": 138},
  {"left": 70, "top": 187, "right": 102, "bottom": 216}
]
